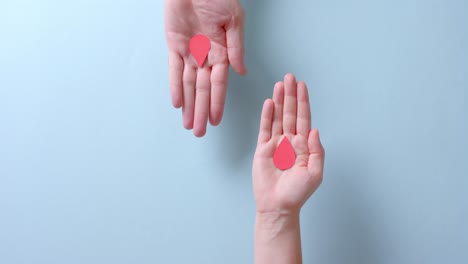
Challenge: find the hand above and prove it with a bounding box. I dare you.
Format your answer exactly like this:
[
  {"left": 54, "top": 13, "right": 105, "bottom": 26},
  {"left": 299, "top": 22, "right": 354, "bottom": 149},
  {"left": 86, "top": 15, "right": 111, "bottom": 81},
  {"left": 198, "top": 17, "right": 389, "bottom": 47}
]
[
  {"left": 165, "top": 0, "right": 247, "bottom": 137},
  {"left": 252, "top": 74, "right": 325, "bottom": 215}
]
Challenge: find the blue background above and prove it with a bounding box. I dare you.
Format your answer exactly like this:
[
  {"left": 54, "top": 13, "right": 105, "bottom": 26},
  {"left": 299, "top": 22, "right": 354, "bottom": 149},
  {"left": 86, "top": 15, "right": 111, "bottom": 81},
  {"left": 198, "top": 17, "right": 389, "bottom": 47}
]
[{"left": 1, "top": 0, "right": 467, "bottom": 263}]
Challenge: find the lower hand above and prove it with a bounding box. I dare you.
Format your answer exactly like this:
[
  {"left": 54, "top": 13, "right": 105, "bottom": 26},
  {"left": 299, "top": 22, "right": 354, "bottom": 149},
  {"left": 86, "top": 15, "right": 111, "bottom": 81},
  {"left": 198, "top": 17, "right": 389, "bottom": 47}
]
[{"left": 252, "top": 74, "right": 325, "bottom": 215}]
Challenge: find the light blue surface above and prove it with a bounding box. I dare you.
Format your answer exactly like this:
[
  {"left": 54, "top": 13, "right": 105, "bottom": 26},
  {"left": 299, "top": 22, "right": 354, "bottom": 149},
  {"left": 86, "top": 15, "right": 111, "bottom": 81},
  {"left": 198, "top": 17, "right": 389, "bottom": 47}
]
[{"left": 0, "top": 0, "right": 467, "bottom": 263}]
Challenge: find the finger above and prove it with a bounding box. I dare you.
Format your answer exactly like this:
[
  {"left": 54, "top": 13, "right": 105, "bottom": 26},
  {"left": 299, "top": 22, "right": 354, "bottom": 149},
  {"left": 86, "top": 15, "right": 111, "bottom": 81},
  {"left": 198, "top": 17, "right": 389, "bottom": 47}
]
[
  {"left": 257, "top": 99, "right": 274, "bottom": 144},
  {"left": 283, "top": 73, "right": 297, "bottom": 134},
  {"left": 209, "top": 64, "right": 229, "bottom": 126},
  {"left": 168, "top": 52, "right": 184, "bottom": 108},
  {"left": 226, "top": 8, "right": 247, "bottom": 75},
  {"left": 307, "top": 129, "right": 325, "bottom": 177},
  {"left": 296, "top": 81, "right": 311, "bottom": 137},
  {"left": 271, "top": 82, "right": 284, "bottom": 135},
  {"left": 193, "top": 67, "right": 211, "bottom": 137},
  {"left": 182, "top": 64, "right": 197, "bottom": 129}
]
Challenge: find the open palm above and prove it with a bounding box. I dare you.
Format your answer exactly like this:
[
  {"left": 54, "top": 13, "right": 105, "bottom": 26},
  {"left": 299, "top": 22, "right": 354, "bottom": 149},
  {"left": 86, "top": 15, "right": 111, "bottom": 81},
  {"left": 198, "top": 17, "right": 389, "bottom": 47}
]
[
  {"left": 165, "top": 0, "right": 247, "bottom": 137},
  {"left": 253, "top": 74, "right": 325, "bottom": 214}
]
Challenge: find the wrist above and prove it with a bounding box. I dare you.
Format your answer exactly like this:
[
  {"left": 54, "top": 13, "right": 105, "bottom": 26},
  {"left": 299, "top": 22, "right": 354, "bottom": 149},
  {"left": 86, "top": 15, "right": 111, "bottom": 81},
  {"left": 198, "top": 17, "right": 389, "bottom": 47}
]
[
  {"left": 254, "top": 210, "right": 302, "bottom": 264},
  {"left": 255, "top": 211, "right": 300, "bottom": 237}
]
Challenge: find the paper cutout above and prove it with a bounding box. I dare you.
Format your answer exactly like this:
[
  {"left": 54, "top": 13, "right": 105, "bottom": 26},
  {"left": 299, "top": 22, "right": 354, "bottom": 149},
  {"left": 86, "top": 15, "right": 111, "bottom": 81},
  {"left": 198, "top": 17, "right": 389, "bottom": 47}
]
[
  {"left": 273, "top": 136, "right": 296, "bottom": 170},
  {"left": 189, "top": 34, "right": 211, "bottom": 67}
]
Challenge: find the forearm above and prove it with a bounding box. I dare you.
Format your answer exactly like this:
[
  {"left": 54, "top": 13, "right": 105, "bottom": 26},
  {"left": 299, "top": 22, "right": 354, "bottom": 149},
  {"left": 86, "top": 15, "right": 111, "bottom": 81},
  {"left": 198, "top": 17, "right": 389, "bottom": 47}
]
[{"left": 254, "top": 211, "right": 302, "bottom": 264}]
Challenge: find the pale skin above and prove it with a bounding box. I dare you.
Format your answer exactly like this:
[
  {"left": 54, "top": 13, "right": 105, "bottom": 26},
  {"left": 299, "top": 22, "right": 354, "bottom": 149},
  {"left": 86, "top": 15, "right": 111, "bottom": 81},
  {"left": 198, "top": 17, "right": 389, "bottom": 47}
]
[
  {"left": 165, "top": 2, "right": 325, "bottom": 262},
  {"left": 253, "top": 74, "right": 325, "bottom": 264},
  {"left": 164, "top": 0, "right": 247, "bottom": 137}
]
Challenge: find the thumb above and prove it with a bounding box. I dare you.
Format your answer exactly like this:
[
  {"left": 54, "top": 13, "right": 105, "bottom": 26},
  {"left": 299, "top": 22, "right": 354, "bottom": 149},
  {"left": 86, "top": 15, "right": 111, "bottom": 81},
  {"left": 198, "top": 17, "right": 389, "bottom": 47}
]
[
  {"left": 226, "top": 10, "right": 247, "bottom": 75},
  {"left": 307, "top": 129, "right": 325, "bottom": 177}
]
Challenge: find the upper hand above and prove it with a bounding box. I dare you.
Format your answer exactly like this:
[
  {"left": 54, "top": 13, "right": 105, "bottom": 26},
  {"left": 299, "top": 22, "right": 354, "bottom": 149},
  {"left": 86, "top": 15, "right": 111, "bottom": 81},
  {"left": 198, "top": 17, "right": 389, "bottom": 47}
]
[{"left": 165, "top": 0, "right": 247, "bottom": 137}]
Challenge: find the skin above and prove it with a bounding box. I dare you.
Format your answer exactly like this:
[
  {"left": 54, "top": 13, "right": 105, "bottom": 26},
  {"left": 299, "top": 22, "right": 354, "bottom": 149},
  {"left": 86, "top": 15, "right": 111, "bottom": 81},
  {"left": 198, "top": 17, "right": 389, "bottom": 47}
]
[
  {"left": 165, "top": 0, "right": 247, "bottom": 137},
  {"left": 252, "top": 73, "right": 325, "bottom": 264}
]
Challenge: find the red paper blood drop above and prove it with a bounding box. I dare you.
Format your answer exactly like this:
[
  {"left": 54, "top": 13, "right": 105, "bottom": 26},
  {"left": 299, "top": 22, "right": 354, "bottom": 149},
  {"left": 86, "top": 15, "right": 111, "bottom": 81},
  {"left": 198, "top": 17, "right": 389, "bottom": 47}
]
[
  {"left": 189, "top": 34, "right": 211, "bottom": 67},
  {"left": 273, "top": 136, "right": 296, "bottom": 170}
]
